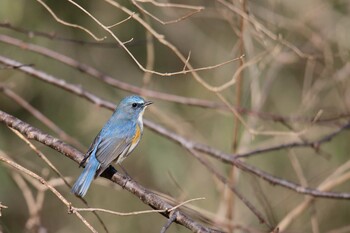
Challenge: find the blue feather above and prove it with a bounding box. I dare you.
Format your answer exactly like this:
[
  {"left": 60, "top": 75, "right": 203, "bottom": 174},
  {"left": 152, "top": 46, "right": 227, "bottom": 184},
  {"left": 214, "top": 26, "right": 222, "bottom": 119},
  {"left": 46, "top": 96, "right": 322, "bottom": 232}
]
[{"left": 71, "top": 154, "right": 100, "bottom": 197}]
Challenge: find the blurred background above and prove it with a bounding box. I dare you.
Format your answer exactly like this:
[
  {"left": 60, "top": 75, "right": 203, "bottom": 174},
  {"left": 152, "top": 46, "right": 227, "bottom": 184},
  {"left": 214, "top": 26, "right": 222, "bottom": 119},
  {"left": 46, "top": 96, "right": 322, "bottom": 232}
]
[{"left": 0, "top": 0, "right": 350, "bottom": 232}]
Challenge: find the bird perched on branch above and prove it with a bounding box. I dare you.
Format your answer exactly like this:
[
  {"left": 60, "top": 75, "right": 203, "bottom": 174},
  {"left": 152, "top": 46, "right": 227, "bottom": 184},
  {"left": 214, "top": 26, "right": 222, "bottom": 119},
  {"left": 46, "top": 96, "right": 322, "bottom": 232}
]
[{"left": 71, "top": 95, "right": 152, "bottom": 197}]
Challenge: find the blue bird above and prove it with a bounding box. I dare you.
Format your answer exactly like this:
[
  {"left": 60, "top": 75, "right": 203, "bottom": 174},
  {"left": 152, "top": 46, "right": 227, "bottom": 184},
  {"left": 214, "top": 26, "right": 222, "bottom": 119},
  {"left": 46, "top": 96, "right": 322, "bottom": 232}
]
[{"left": 71, "top": 95, "right": 152, "bottom": 197}]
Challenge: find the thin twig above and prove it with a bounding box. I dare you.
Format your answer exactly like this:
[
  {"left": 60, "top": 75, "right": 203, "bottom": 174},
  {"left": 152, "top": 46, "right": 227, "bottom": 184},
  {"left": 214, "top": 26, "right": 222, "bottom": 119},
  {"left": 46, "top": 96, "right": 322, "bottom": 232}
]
[
  {"left": 73, "top": 197, "right": 204, "bottom": 216},
  {"left": 106, "top": 13, "right": 135, "bottom": 28},
  {"left": 0, "top": 153, "right": 98, "bottom": 233},
  {"left": 0, "top": 202, "right": 7, "bottom": 217},
  {"left": 132, "top": 0, "right": 204, "bottom": 25},
  {"left": 160, "top": 211, "right": 178, "bottom": 233},
  {"left": 74, "top": 207, "right": 165, "bottom": 216},
  {"left": 136, "top": 0, "right": 203, "bottom": 10}
]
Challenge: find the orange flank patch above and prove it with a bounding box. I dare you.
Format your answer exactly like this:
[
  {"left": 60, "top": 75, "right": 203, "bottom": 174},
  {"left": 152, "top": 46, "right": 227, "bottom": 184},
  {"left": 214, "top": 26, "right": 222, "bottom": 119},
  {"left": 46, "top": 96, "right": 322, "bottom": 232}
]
[{"left": 132, "top": 124, "right": 141, "bottom": 144}]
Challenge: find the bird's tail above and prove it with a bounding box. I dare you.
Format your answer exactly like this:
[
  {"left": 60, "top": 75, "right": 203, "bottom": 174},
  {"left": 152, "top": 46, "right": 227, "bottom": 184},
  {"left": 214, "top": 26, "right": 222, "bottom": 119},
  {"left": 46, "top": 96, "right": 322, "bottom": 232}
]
[{"left": 71, "top": 155, "right": 100, "bottom": 197}]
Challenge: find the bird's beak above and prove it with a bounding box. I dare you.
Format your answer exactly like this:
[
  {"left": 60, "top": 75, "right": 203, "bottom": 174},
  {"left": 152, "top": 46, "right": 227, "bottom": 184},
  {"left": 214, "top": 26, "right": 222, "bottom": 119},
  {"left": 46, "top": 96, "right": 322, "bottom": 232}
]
[{"left": 143, "top": 100, "right": 153, "bottom": 107}]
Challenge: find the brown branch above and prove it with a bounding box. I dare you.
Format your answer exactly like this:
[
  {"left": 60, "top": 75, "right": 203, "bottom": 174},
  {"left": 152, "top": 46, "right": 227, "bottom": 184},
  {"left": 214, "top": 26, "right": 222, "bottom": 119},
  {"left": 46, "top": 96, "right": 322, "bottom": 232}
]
[{"left": 0, "top": 110, "right": 219, "bottom": 233}]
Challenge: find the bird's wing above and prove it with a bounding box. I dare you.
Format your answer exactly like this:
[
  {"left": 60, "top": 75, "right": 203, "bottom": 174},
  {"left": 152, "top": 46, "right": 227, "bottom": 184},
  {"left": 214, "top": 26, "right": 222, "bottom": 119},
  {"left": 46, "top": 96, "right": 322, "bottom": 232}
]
[
  {"left": 79, "top": 133, "right": 102, "bottom": 167},
  {"left": 95, "top": 135, "right": 132, "bottom": 169}
]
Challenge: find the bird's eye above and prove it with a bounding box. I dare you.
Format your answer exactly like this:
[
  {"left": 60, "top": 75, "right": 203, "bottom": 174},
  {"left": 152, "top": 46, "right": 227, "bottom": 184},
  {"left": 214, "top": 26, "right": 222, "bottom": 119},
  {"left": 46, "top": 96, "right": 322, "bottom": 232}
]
[{"left": 132, "top": 103, "right": 137, "bottom": 108}]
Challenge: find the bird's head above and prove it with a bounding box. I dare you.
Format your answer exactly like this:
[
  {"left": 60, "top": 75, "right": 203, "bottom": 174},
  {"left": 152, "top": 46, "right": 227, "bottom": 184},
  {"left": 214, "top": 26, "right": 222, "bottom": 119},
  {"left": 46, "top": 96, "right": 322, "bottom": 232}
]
[{"left": 115, "top": 95, "right": 152, "bottom": 120}]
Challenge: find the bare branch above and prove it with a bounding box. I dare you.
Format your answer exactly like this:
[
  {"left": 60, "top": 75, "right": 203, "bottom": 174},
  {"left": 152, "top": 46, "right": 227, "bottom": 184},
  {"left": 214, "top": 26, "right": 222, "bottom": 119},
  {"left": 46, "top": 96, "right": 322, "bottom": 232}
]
[
  {"left": 106, "top": 13, "right": 135, "bottom": 28},
  {"left": 72, "top": 197, "right": 204, "bottom": 216},
  {"left": 132, "top": 0, "right": 204, "bottom": 25},
  {"left": 234, "top": 122, "right": 350, "bottom": 159}
]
